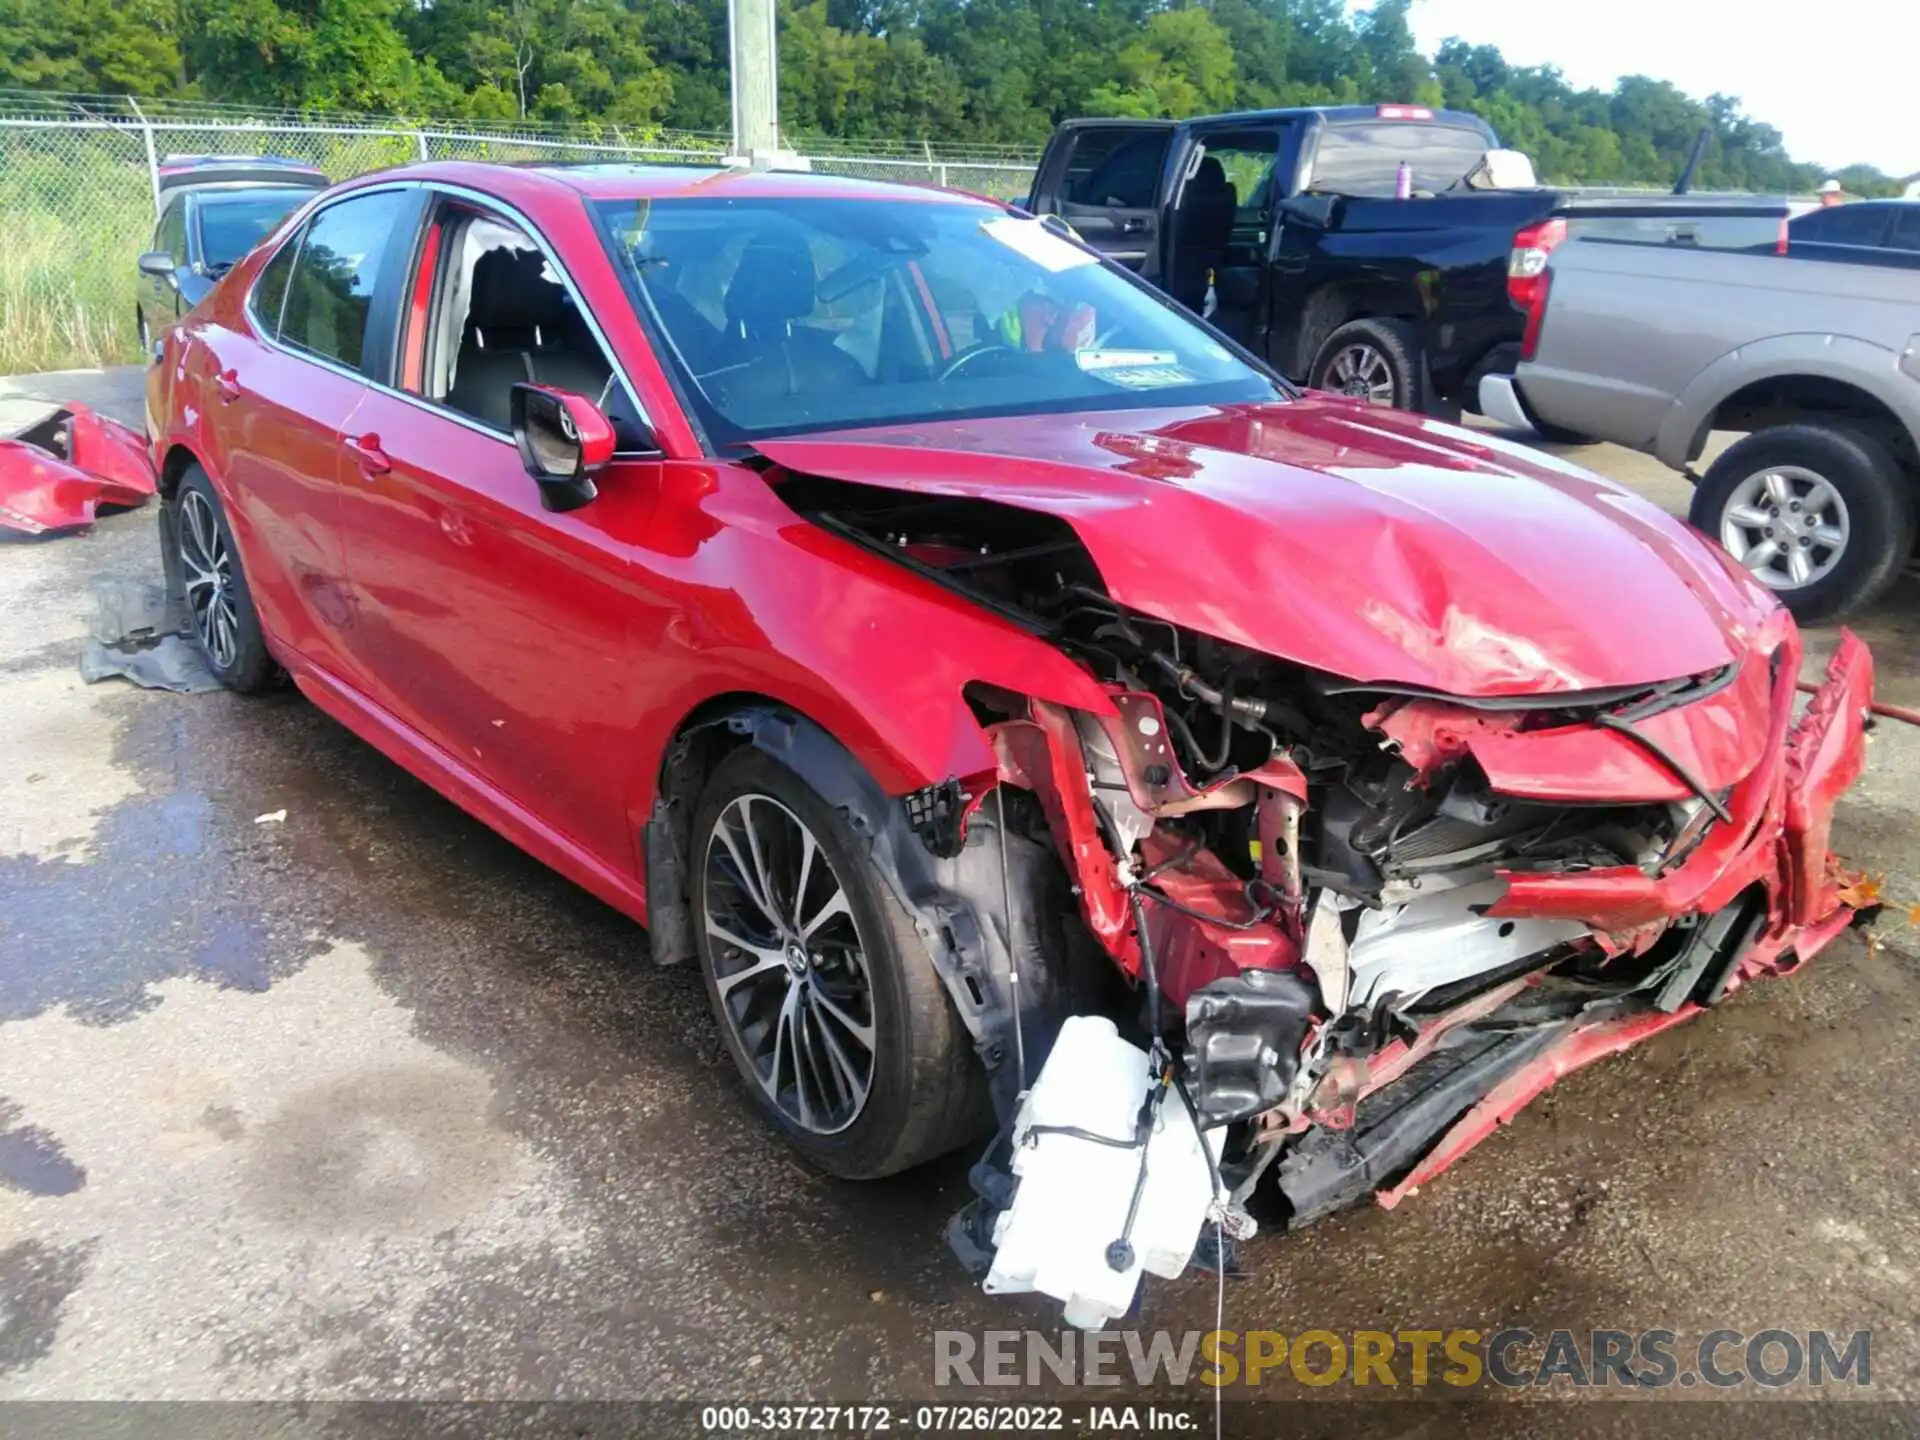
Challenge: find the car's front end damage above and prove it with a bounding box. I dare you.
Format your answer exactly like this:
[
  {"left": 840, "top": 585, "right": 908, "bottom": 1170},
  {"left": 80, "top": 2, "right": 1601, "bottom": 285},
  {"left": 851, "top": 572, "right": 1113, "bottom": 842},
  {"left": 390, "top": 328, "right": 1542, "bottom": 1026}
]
[{"left": 746, "top": 399, "right": 1877, "bottom": 1325}]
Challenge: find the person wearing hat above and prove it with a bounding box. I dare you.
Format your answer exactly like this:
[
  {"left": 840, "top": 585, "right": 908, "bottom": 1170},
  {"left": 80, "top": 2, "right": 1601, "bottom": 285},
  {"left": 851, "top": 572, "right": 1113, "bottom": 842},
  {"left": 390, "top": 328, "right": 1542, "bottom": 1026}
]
[{"left": 1818, "top": 178, "right": 1845, "bottom": 207}]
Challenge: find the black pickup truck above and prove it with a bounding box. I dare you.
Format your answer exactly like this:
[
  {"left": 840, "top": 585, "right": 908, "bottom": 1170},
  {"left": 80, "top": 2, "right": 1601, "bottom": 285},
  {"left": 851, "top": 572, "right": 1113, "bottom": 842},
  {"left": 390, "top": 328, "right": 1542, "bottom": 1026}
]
[{"left": 1025, "top": 106, "right": 1564, "bottom": 416}]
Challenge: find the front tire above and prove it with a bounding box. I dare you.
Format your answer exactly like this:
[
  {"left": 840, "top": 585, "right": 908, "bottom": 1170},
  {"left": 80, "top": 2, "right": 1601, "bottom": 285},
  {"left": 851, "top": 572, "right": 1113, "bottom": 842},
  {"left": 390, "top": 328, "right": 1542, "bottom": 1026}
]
[
  {"left": 136, "top": 307, "right": 151, "bottom": 358},
  {"left": 174, "top": 466, "right": 277, "bottom": 693},
  {"left": 690, "top": 747, "right": 987, "bottom": 1179},
  {"left": 1309, "top": 317, "right": 1423, "bottom": 411},
  {"left": 1690, "top": 424, "right": 1915, "bottom": 623}
]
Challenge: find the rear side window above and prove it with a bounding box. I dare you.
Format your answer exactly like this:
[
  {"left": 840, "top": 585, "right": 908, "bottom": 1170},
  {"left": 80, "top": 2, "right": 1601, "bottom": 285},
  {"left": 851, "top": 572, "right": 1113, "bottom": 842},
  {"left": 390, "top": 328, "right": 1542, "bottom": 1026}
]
[
  {"left": 278, "top": 190, "right": 410, "bottom": 370},
  {"left": 1065, "top": 131, "right": 1170, "bottom": 209},
  {"left": 1889, "top": 206, "right": 1920, "bottom": 252},
  {"left": 1309, "top": 123, "right": 1492, "bottom": 196}
]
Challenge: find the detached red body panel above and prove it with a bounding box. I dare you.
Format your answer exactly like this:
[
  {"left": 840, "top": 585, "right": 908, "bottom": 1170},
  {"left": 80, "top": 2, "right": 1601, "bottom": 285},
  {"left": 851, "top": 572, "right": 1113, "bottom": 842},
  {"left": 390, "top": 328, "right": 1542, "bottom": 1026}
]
[{"left": 0, "top": 405, "right": 156, "bottom": 535}]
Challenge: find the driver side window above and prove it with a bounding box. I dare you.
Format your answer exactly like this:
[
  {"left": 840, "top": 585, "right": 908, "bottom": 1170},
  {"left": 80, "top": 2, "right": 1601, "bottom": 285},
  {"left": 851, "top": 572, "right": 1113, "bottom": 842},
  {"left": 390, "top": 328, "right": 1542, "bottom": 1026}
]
[{"left": 408, "top": 202, "right": 646, "bottom": 446}]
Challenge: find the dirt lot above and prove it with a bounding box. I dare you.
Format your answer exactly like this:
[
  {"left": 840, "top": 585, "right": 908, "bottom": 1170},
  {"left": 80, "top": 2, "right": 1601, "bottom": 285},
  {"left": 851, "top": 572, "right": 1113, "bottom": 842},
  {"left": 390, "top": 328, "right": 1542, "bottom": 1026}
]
[{"left": 4, "top": 367, "right": 1919, "bottom": 1435}]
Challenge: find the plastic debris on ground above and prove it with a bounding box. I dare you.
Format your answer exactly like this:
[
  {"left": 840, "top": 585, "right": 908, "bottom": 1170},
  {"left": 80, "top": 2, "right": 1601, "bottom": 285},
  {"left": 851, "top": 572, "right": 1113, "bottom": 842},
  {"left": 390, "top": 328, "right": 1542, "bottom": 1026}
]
[
  {"left": 78, "top": 579, "right": 221, "bottom": 694},
  {"left": 0, "top": 403, "right": 156, "bottom": 536},
  {"left": 983, "top": 1015, "right": 1222, "bottom": 1329}
]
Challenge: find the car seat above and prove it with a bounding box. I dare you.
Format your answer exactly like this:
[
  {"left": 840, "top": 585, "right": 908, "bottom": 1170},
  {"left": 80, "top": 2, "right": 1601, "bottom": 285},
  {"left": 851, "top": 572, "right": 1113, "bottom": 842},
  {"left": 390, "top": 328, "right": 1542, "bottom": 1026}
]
[
  {"left": 711, "top": 240, "right": 868, "bottom": 399},
  {"left": 447, "top": 246, "right": 612, "bottom": 428}
]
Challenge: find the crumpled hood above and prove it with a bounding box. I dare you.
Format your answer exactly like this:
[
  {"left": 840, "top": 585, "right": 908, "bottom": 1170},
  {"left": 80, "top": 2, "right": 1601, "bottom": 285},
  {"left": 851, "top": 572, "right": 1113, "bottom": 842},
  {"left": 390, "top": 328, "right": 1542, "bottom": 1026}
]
[{"left": 755, "top": 396, "right": 1776, "bottom": 697}]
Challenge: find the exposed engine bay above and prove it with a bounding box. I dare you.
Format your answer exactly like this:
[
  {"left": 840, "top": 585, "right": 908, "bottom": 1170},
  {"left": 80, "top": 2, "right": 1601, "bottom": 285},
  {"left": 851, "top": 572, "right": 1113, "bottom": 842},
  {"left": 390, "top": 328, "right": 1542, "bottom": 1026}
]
[{"left": 770, "top": 467, "right": 1874, "bottom": 1325}]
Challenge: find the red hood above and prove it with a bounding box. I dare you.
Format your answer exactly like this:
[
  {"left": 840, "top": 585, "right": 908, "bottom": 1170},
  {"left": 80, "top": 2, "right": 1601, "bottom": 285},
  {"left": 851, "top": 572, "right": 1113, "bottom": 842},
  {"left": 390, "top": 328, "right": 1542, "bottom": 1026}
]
[{"left": 755, "top": 397, "right": 1777, "bottom": 697}]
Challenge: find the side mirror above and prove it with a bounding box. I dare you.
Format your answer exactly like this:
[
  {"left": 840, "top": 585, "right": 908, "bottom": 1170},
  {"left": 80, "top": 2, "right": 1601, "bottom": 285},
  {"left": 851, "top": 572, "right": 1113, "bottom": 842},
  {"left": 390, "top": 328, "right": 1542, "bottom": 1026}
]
[
  {"left": 511, "top": 383, "right": 615, "bottom": 513},
  {"left": 1277, "top": 193, "right": 1337, "bottom": 229},
  {"left": 138, "top": 250, "right": 176, "bottom": 279}
]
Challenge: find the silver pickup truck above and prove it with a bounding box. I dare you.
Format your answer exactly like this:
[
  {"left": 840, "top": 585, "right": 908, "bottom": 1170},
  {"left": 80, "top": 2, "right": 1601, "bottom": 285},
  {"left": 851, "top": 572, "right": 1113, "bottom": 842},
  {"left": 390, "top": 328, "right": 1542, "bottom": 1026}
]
[{"left": 1479, "top": 205, "right": 1920, "bottom": 622}]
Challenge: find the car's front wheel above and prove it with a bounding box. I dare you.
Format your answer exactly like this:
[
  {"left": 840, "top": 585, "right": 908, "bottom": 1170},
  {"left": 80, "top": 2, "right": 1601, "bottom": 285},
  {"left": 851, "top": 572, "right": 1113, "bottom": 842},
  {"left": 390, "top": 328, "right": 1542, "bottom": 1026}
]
[
  {"left": 174, "top": 465, "right": 278, "bottom": 692},
  {"left": 1690, "top": 424, "right": 1915, "bottom": 623},
  {"left": 690, "top": 746, "right": 986, "bottom": 1179}
]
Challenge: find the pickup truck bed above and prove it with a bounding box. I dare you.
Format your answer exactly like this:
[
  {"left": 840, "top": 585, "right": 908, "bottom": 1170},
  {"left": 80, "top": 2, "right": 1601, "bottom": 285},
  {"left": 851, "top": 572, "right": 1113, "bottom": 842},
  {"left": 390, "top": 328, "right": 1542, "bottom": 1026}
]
[{"left": 1482, "top": 212, "right": 1920, "bottom": 621}]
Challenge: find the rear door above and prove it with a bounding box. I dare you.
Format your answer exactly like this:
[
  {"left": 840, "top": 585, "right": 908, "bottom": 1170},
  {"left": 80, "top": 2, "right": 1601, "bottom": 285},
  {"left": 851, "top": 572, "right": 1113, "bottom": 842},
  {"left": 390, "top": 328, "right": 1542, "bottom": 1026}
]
[
  {"left": 211, "top": 185, "right": 422, "bottom": 684},
  {"left": 1026, "top": 121, "right": 1175, "bottom": 278}
]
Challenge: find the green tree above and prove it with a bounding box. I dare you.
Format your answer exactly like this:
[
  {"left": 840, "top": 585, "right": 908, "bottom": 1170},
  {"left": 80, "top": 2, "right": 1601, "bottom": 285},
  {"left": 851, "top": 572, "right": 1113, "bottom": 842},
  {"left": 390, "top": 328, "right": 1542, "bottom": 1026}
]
[
  {"left": 1085, "top": 8, "right": 1238, "bottom": 121},
  {"left": 0, "top": 0, "right": 181, "bottom": 94}
]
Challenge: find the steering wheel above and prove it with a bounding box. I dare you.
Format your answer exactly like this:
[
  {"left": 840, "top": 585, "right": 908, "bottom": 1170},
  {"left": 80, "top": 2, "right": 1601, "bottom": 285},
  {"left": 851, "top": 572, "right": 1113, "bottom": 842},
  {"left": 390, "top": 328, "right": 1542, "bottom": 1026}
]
[{"left": 937, "top": 343, "right": 1019, "bottom": 382}]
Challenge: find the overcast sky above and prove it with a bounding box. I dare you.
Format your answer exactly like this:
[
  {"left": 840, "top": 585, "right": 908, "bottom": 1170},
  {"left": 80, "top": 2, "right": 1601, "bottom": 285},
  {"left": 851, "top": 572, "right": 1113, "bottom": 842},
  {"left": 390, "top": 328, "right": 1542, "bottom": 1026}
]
[{"left": 1402, "top": 0, "right": 1918, "bottom": 177}]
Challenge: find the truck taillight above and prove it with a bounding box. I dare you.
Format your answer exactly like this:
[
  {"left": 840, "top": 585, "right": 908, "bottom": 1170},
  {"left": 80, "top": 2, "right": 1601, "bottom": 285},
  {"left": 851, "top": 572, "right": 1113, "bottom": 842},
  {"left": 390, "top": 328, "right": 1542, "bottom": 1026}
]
[
  {"left": 1520, "top": 267, "right": 1552, "bottom": 361},
  {"left": 1375, "top": 104, "right": 1435, "bottom": 120},
  {"left": 1507, "top": 217, "right": 1566, "bottom": 311}
]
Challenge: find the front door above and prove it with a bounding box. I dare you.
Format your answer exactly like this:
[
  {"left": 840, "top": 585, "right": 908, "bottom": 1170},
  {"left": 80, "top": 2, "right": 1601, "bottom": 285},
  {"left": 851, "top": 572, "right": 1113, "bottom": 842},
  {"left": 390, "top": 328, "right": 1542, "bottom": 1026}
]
[
  {"left": 1027, "top": 122, "right": 1175, "bottom": 278},
  {"left": 333, "top": 195, "right": 666, "bottom": 872},
  {"left": 143, "top": 195, "right": 189, "bottom": 332}
]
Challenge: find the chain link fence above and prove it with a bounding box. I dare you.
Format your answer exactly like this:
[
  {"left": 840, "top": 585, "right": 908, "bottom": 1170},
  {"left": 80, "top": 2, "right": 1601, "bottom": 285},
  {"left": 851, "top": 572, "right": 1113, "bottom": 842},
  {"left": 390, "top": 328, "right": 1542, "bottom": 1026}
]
[{"left": 0, "top": 93, "right": 1038, "bottom": 375}]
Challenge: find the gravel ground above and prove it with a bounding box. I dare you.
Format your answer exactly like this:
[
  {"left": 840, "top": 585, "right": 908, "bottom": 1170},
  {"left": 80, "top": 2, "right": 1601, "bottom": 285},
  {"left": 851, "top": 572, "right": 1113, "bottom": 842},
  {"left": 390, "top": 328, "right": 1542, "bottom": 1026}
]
[{"left": 3, "top": 368, "right": 1918, "bottom": 1436}]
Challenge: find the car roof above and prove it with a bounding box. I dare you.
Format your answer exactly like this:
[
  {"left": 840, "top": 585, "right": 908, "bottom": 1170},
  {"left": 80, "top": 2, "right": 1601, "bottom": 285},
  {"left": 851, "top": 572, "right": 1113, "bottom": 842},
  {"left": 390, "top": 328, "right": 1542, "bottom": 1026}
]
[{"left": 334, "top": 160, "right": 1001, "bottom": 207}]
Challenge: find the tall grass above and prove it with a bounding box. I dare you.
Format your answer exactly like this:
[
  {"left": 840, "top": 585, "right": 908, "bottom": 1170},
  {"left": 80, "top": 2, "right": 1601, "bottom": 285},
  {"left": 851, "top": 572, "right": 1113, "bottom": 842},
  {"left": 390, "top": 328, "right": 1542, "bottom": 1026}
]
[
  {"left": 0, "top": 143, "right": 150, "bottom": 374},
  {"left": 0, "top": 129, "right": 421, "bottom": 376}
]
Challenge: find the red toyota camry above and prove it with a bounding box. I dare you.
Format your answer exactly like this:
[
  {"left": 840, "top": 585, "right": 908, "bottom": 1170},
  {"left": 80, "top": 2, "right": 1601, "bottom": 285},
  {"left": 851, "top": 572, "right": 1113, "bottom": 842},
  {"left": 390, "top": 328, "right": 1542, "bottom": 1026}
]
[{"left": 148, "top": 162, "right": 1873, "bottom": 1311}]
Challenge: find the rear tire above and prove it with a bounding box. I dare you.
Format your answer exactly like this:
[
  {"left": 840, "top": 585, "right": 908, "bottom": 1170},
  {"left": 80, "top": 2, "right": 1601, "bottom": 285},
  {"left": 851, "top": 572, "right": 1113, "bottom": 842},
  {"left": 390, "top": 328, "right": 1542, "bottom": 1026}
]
[
  {"left": 173, "top": 466, "right": 278, "bottom": 693},
  {"left": 1309, "top": 317, "right": 1422, "bottom": 411},
  {"left": 1689, "top": 424, "right": 1914, "bottom": 624},
  {"left": 690, "top": 746, "right": 987, "bottom": 1179}
]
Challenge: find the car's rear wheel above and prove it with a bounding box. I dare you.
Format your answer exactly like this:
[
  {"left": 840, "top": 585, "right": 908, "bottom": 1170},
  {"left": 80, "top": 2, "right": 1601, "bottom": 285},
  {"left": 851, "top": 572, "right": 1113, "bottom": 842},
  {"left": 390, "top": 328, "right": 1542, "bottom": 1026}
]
[
  {"left": 175, "top": 466, "right": 277, "bottom": 693},
  {"left": 1309, "top": 317, "right": 1422, "bottom": 411},
  {"left": 690, "top": 746, "right": 986, "bottom": 1179},
  {"left": 1690, "top": 424, "right": 1915, "bottom": 623}
]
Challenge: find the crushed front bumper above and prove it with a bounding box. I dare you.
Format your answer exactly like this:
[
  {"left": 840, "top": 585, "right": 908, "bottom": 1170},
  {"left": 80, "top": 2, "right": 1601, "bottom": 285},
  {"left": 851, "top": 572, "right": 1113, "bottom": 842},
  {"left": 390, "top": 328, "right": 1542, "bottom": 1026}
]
[{"left": 1363, "top": 630, "right": 1876, "bottom": 1207}]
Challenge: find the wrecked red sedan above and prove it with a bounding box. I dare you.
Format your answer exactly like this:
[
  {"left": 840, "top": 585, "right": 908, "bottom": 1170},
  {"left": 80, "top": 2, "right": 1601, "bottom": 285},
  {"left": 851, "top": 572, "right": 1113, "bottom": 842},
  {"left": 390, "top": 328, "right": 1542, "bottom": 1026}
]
[{"left": 148, "top": 164, "right": 1873, "bottom": 1321}]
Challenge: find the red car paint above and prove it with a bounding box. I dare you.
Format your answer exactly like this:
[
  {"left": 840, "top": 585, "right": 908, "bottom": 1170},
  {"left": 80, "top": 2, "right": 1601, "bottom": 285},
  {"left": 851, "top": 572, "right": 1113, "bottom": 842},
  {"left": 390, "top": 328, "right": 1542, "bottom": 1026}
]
[
  {"left": 752, "top": 401, "right": 1767, "bottom": 698},
  {"left": 146, "top": 162, "right": 1875, "bottom": 1216},
  {"left": 0, "top": 404, "right": 156, "bottom": 535}
]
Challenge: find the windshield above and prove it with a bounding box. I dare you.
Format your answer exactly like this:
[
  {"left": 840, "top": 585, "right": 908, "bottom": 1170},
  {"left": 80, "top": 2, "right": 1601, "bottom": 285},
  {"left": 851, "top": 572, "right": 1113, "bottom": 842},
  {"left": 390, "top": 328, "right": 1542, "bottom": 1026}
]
[
  {"left": 592, "top": 195, "right": 1280, "bottom": 446},
  {"left": 195, "top": 190, "right": 311, "bottom": 270}
]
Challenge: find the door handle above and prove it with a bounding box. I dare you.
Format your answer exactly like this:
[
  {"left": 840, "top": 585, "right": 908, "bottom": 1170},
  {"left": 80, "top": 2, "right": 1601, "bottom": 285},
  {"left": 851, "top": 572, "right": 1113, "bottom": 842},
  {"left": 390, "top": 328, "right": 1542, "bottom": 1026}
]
[
  {"left": 1119, "top": 217, "right": 1146, "bottom": 234},
  {"left": 344, "top": 433, "right": 391, "bottom": 477},
  {"left": 214, "top": 368, "right": 242, "bottom": 403}
]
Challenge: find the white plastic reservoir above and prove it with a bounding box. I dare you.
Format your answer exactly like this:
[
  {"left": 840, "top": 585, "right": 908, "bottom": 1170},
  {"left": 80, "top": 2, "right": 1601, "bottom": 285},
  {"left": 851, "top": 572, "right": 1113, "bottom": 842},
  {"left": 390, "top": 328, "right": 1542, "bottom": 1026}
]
[{"left": 984, "top": 1015, "right": 1221, "bottom": 1329}]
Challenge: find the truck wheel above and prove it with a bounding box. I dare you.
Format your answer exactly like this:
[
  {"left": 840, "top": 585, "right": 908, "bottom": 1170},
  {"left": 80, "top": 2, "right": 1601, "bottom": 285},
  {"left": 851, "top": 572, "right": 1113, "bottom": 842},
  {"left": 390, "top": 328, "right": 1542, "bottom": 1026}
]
[
  {"left": 1309, "top": 318, "right": 1421, "bottom": 410},
  {"left": 690, "top": 746, "right": 988, "bottom": 1179},
  {"left": 1690, "top": 424, "right": 1915, "bottom": 623}
]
